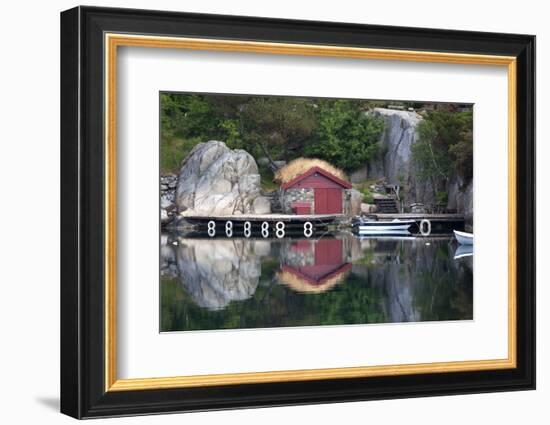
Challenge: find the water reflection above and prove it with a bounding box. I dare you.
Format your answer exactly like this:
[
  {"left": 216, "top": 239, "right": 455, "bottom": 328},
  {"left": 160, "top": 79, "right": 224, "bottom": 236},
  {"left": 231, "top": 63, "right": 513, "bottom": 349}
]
[
  {"left": 160, "top": 233, "right": 473, "bottom": 332},
  {"left": 454, "top": 244, "right": 474, "bottom": 259}
]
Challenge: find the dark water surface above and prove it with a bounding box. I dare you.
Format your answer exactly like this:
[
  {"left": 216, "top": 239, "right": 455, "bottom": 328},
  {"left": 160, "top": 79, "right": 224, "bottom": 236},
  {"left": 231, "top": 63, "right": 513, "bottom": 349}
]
[{"left": 160, "top": 233, "right": 473, "bottom": 332}]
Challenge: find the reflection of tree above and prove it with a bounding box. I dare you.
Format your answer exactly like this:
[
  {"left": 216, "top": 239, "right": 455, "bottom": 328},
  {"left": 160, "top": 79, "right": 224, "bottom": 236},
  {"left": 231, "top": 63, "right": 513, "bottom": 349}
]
[
  {"left": 161, "top": 271, "right": 388, "bottom": 332},
  {"left": 411, "top": 246, "right": 473, "bottom": 321},
  {"left": 160, "top": 235, "right": 473, "bottom": 332}
]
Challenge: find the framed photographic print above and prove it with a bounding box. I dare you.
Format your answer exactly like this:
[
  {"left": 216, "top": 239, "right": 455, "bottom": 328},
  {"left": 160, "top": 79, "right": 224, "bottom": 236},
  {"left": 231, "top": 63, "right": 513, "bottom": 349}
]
[{"left": 60, "top": 6, "right": 535, "bottom": 419}]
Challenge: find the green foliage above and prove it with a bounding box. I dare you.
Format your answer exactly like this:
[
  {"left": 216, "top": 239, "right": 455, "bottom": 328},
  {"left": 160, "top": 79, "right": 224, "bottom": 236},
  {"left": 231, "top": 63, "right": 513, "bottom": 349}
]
[
  {"left": 412, "top": 258, "right": 473, "bottom": 321},
  {"left": 239, "top": 97, "right": 317, "bottom": 163},
  {"left": 436, "top": 190, "right": 448, "bottom": 204},
  {"left": 160, "top": 271, "right": 388, "bottom": 332},
  {"left": 258, "top": 163, "right": 278, "bottom": 192},
  {"left": 160, "top": 136, "right": 202, "bottom": 174},
  {"left": 412, "top": 108, "right": 473, "bottom": 184},
  {"left": 218, "top": 119, "right": 242, "bottom": 149},
  {"left": 305, "top": 100, "right": 384, "bottom": 172},
  {"left": 160, "top": 94, "right": 470, "bottom": 199},
  {"left": 160, "top": 94, "right": 386, "bottom": 175},
  {"left": 359, "top": 187, "right": 374, "bottom": 204}
]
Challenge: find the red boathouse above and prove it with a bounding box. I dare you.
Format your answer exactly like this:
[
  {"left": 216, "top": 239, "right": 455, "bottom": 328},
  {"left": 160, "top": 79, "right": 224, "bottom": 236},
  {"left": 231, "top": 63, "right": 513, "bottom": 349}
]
[{"left": 280, "top": 166, "right": 352, "bottom": 214}]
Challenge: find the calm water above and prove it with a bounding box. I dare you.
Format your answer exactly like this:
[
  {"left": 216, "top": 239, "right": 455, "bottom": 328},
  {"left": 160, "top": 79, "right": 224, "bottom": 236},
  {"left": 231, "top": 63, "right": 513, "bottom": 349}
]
[{"left": 160, "top": 232, "right": 473, "bottom": 332}]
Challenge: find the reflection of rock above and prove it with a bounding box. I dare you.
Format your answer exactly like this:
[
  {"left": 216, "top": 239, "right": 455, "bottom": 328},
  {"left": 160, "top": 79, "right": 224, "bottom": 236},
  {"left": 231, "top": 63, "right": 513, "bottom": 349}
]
[
  {"left": 175, "top": 141, "right": 271, "bottom": 216},
  {"left": 160, "top": 233, "right": 472, "bottom": 323},
  {"left": 352, "top": 238, "right": 472, "bottom": 323},
  {"left": 164, "top": 237, "right": 273, "bottom": 310},
  {"left": 160, "top": 234, "right": 178, "bottom": 278}
]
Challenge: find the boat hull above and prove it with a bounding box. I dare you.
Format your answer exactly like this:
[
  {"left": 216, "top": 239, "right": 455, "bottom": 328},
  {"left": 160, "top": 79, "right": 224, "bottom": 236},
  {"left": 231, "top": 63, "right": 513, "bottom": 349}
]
[
  {"left": 355, "top": 220, "right": 415, "bottom": 234},
  {"left": 358, "top": 224, "right": 412, "bottom": 232},
  {"left": 454, "top": 230, "right": 474, "bottom": 245}
]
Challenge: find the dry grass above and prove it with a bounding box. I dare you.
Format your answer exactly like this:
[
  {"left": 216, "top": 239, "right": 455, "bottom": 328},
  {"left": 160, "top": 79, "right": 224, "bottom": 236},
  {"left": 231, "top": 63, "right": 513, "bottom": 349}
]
[{"left": 274, "top": 158, "right": 347, "bottom": 184}]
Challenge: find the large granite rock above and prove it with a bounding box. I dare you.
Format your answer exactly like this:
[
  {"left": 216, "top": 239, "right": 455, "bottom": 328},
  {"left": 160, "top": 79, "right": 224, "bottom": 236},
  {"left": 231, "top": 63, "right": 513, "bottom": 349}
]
[
  {"left": 374, "top": 108, "right": 422, "bottom": 185},
  {"left": 175, "top": 141, "right": 271, "bottom": 216}
]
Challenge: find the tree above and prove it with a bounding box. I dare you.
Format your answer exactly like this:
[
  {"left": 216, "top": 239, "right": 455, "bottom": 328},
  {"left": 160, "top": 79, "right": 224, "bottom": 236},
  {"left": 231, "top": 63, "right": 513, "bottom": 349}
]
[
  {"left": 238, "top": 97, "right": 316, "bottom": 168},
  {"left": 412, "top": 108, "right": 473, "bottom": 190},
  {"left": 305, "top": 100, "right": 384, "bottom": 172}
]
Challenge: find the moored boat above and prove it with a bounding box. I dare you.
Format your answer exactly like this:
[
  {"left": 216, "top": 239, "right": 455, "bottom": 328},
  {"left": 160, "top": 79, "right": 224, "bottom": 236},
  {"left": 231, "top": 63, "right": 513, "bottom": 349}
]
[
  {"left": 353, "top": 218, "right": 415, "bottom": 235},
  {"left": 453, "top": 230, "right": 473, "bottom": 245}
]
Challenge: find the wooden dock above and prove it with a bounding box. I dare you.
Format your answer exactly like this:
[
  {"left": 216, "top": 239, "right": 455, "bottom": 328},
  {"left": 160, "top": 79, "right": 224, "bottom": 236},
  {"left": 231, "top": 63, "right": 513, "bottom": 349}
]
[
  {"left": 177, "top": 213, "right": 465, "bottom": 238},
  {"left": 183, "top": 213, "right": 343, "bottom": 225},
  {"left": 370, "top": 213, "right": 466, "bottom": 234},
  {"left": 182, "top": 214, "right": 344, "bottom": 238}
]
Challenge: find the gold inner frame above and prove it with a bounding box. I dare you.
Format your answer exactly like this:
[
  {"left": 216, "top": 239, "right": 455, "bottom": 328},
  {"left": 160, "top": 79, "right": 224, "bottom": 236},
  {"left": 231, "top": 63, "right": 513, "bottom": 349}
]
[{"left": 104, "top": 33, "right": 517, "bottom": 392}]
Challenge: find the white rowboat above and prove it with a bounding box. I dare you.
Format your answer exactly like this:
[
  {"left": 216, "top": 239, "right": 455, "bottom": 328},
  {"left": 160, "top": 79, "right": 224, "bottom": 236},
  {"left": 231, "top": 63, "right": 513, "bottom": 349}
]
[
  {"left": 453, "top": 230, "right": 473, "bottom": 245},
  {"left": 355, "top": 219, "right": 415, "bottom": 235}
]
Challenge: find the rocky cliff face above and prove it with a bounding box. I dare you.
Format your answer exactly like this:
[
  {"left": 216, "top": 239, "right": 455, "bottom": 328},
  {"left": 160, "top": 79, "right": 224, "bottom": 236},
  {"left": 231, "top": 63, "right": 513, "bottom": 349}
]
[
  {"left": 354, "top": 108, "right": 437, "bottom": 208},
  {"left": 372, "top": 108, "right": 422, "bottom": 184},
  {"left": 352, "top": 108, "right": 472, "bottom": 218},
  {"left": 447, "top": 172, "right": 473, "bottom": 223},
  {"left": 175, "top": 141, "right": 271, "bottom": 216}
]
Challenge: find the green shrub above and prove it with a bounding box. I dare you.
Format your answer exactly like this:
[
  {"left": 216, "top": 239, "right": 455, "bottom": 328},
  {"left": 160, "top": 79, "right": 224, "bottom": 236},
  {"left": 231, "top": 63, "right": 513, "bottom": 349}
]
[
  {"left": 360, "top": 187, "right": 374, "bottom": 204},
  {"left": 160, "top": 135, "right": 202, "bottom": 174},
  {"left": 436, "top": 190, "right": 448, "bottom": 204}
]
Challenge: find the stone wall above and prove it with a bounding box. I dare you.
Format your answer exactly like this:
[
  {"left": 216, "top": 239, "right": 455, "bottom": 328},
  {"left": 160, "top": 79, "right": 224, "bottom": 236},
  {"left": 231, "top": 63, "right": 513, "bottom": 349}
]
[
  {"left": 160, "top": 174, "right": 177, "bottom": 224},
  {"left": 343, "top": 189, "right": 362, "bottom": 216},
  {"left": 279, "top": 187, "right": 361, "bottom": 217},
  {"left": 278, "top": 188, "right": 314, "bottom": 214}
]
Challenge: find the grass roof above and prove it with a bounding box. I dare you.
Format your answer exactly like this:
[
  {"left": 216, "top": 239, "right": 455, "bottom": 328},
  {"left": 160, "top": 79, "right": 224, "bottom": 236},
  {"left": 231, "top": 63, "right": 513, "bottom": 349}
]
[{"left": 274, "top": 158, "right": 347, "bottom": 184}]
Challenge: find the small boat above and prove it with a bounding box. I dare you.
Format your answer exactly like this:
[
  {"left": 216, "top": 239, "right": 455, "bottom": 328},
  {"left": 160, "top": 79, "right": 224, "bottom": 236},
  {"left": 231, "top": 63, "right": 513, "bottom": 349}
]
[
  {"left": 354, "top": 218, "right": 415, "bottom": 235},
  {"left": 359, "top": 232, "right": 415, "bottom": 240},
  {"left": 453, "top": 230, "right": 473, "bottom": 245}
]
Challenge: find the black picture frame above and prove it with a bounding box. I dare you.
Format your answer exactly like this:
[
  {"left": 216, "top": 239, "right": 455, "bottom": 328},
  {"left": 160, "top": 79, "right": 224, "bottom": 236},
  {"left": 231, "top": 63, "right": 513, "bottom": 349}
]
[{"left": 61, "top": 5, "right": 535, "bottom": 419}]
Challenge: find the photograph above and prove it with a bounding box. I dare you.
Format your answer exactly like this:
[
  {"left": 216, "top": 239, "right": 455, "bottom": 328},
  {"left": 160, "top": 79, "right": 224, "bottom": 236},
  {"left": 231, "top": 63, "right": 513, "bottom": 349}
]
[
  {"left": 159, "top": 93, "right": 475, "bottom": 332},
  {"left": 55, "top": 3, "right": 536, "bottom": 420}
]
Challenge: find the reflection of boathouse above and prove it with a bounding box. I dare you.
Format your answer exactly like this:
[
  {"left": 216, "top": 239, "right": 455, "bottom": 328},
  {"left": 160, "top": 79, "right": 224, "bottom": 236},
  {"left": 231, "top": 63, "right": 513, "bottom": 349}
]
[
  {"left": 279, "top": 166, "right": 352, "bottom": 215},
  {"left": 278, "top": 238, "right": 352, "bottom": 293}
]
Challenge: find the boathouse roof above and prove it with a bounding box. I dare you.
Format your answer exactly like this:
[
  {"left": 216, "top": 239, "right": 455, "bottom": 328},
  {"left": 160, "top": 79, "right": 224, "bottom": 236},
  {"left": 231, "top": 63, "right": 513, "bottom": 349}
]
[{"left": 280, "top": 166, "right": 352, "bottom": 190}]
